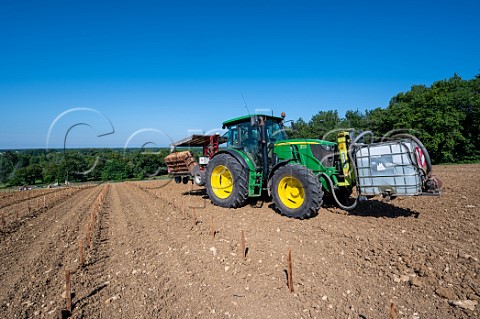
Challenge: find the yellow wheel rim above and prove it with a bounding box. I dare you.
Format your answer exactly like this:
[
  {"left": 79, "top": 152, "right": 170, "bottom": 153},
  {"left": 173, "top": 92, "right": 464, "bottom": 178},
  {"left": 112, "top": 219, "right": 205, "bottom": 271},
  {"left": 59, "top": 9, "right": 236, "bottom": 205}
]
[
  {"left": 277, "top": 176, "right": 305, "bottom": 209},
  {"left": 211, "top": 165, "right": 233, "bottom": 199}
]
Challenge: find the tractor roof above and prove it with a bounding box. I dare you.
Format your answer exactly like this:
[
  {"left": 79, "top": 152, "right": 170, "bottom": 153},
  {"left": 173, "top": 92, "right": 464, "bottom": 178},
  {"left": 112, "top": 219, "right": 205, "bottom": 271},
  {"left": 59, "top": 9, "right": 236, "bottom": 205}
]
[{"left": 222, "top": 114, "right": 284, "bottom": 128}]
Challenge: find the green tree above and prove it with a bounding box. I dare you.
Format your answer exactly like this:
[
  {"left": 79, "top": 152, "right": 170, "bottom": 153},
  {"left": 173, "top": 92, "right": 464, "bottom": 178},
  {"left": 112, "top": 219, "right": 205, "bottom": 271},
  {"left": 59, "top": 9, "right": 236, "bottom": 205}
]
[
  {"left": 13, "top": 164, "right": 43, "bottom": 185},
  {"left": 342, "top": 110, "right": 368, "bottom": 130},
  {"left": 42, "top": 161, "right": 58, "bottom": 184},
  {"left": 386, "top": 75, "right": 468, "bottom": 162},
  {"left": 288, "top": 118, "right": 309, "bottom": 139},
  {"left": 101, "top": 159, "right": 128, "bottom": 181},
  {"left": 290, "top": 111, "right": 342, "bottom": 141},
  {"left": 0, "top": 151, "right": 16, "bottom": 184}
]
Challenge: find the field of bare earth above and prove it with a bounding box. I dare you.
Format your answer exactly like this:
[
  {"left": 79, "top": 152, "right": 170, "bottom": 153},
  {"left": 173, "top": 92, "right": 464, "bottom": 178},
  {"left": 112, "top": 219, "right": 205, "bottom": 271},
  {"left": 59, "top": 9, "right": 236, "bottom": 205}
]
[{"left": 0, "top": 164, "right": 478, "bottom": 318}]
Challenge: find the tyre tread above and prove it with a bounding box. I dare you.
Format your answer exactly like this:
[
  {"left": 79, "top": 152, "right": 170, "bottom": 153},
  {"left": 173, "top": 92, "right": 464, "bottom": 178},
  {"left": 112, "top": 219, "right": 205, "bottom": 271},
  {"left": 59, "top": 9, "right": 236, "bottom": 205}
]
[
  {"left": 205, "top": 154, "right": 249, "bottom": 208},
  {"left": 271, "top": 164, "right": 323, "bottom": 219}
]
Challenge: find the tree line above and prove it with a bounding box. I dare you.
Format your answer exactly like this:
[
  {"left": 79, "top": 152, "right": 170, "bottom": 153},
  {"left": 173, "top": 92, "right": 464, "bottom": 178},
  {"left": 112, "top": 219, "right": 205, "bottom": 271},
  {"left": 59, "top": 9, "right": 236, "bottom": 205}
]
[
  {"left": 289, "top": 73, "right": 480, "bottom": 164},
  {"left": 1, "top": 73, "right": 479, "bottom": 187},
  {"left": 0, "top": 148, "right": 171, "bottom": 186}
]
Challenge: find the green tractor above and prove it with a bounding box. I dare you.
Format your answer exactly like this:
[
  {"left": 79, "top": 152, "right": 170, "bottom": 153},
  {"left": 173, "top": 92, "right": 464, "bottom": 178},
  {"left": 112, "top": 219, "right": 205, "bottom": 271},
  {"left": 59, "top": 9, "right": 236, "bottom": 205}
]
[{"left": 203, "top": 113, "right": 441, "bottom": 219}]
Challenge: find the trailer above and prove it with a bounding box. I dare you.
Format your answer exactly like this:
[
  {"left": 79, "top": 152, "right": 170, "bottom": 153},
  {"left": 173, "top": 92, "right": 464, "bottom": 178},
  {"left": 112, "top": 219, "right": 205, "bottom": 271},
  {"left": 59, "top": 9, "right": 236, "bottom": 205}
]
[{"left": 165, "top": 133, "right": 227, "bottom": 185}]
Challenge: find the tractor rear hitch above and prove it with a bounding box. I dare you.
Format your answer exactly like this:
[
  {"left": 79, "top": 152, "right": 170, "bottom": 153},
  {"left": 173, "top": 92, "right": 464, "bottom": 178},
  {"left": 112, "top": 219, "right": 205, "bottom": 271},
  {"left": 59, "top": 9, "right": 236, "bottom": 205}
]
[{"left": 421, "top": 175, "right": 442, "bottom": 195}]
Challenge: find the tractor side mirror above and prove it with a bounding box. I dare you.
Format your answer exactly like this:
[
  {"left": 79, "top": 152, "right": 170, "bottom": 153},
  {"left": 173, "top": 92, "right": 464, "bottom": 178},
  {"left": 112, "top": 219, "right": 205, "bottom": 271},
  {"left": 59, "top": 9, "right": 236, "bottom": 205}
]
[{"left": 284, "top": 120, "right": 295, "bottom": 130}]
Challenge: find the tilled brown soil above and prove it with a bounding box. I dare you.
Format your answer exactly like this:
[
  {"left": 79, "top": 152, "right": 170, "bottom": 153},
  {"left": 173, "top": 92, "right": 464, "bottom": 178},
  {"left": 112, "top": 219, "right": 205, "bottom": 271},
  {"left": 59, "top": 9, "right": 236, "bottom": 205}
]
[{"left": 0, "top": 164, "right": 478, "bottom": 318}]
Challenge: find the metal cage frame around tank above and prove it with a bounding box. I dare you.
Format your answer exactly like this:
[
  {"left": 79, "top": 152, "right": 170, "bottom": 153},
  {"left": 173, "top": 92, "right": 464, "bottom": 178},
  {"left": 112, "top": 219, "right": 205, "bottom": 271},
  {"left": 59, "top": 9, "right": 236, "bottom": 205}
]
[{"left": 353, "top": 138, "right": 426, "bottom": 197}]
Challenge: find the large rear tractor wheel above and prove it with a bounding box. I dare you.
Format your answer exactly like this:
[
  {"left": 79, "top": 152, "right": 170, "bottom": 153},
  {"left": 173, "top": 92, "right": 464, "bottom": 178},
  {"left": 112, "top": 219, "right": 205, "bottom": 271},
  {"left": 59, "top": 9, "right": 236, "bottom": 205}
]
[
  {"left": 205, "top": 154, "right": 249, "bottom": 208},
  {"left": 271, "top": 164, "right": 323, "bottom": 219}
]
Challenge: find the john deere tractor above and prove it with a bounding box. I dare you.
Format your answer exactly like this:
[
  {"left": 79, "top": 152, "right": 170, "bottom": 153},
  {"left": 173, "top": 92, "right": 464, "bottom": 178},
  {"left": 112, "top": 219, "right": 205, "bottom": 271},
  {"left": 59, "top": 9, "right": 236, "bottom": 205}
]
[{"left": 167, "top": 113, "right": 441, "bottom": 219}]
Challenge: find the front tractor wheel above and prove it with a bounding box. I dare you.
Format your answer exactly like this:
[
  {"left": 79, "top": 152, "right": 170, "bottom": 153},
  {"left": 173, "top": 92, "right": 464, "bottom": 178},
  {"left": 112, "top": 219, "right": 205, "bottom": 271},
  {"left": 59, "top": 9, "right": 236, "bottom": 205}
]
[
  {"left": 205, "top": 154, "right": 248, "bottom": 208},
  {"left": 271, "top": 164, "right": 323, "bottom": 219}
]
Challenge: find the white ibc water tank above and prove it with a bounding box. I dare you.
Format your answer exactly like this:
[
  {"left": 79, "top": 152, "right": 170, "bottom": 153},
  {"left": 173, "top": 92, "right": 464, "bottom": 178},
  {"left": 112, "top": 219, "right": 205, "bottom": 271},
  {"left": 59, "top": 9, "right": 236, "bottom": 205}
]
[{"left": 354, "top": 139, "right": 423, "bottom": 196}]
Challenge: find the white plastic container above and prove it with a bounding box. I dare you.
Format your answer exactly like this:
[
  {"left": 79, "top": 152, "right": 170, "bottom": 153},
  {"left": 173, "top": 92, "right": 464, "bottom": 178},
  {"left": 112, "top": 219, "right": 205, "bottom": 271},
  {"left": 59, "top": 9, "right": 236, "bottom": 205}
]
[{"left": 354, "top": 139, "right": 423, "bottom": 196}]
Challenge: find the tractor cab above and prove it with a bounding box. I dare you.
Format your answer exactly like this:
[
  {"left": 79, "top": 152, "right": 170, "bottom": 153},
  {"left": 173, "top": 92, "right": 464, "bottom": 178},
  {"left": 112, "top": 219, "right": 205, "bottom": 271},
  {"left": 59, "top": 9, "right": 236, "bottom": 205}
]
[{"left": 222, "top": 114, "right": 289, "bottom": 164}]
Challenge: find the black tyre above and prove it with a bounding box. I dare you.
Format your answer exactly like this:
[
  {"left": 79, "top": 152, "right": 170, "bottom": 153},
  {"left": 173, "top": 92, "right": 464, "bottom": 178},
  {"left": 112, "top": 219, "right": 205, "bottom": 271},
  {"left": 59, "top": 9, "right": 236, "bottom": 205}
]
[
  {"left": 205, "top": 154, "right": 249, "bottom": 208},
  {"left": 271, "top": 164, "right": 323, "bottom": 219}
]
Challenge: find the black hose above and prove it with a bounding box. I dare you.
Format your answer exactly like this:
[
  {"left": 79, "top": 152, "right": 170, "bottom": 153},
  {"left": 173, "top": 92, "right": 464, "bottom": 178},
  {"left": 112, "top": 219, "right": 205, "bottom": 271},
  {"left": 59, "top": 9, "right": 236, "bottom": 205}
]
[
  {"left": 320, "top": 173, "right": 358, "bottom": 210},
  {"left": 322, "top": 129, "right": 372, "bottom": 210},
  {"left": 390, "top": 133, "right": 432, "bottom": 174}
]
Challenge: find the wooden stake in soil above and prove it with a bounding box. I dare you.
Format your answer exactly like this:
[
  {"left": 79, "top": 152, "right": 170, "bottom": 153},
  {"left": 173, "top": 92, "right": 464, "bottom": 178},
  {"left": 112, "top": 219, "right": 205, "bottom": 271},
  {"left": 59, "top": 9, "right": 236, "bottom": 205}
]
[
  {"left": 389, "top": 302, "right": 398, "bottom": 319},
  {"left": 192, "top": 208, "right": 197, "bottom": 226},
  {"left": 43, "top": 195, "right": 46, "bottom": 208},
  {"left": 65, "top": 268, "right": 72, "bottom": 313},
  {"left": 241, "top": 230, "right": 246, "bottom": 260},
  {"left": 86, "top": 223, "right": 91, "bottom": 249},
  {"left": 287, "top": 248, "right": 294, "bottom": 293},
  {"left": 210, "top": 216, "right": 215, "bottom": 239},
  {"left": 79, "top": 239, "right": 84, "bottom": 266}
]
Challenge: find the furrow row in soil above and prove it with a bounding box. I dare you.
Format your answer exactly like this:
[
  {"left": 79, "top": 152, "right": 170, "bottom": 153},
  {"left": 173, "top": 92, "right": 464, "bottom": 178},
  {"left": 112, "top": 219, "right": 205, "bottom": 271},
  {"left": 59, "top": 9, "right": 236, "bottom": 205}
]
[{"left": 0, "top": 184, "right": 106, "bottom": 318}]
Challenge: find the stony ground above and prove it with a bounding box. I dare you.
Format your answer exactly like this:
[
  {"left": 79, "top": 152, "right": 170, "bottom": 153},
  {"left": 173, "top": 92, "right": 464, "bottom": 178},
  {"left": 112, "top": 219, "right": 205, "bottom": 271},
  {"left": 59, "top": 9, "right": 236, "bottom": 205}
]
[{"left": 0, "top": 164, "right": 478, "bottom": 319}]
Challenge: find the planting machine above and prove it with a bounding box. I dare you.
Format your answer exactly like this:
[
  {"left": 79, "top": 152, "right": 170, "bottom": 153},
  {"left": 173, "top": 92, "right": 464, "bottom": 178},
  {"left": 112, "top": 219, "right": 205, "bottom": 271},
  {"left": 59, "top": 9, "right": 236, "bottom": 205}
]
[{"left": 165, "top": 113, "right": 441, "bottom": 219}]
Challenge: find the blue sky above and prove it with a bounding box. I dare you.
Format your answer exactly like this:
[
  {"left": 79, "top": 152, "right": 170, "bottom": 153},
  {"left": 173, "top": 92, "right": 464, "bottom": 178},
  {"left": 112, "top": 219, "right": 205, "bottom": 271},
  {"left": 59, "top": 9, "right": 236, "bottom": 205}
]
[{"left": 1, "top": 0, "right": 479, "bottom": 149}]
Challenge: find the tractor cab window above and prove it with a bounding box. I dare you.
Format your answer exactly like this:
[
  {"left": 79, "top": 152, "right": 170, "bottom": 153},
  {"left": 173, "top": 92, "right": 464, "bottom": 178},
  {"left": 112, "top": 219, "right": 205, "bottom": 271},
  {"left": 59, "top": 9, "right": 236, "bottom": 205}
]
[
  {"left": 227, "top": 125, "right": 238, "bottom": 147},
  {"left": 227, "top": 118, "right": 288, "bottom": 150},
  {"left": 227, "top": 122, "right": 259, "bottom": 152},
  {"left": 266, "top": 120, "right": 288, "bottom": 143}
]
